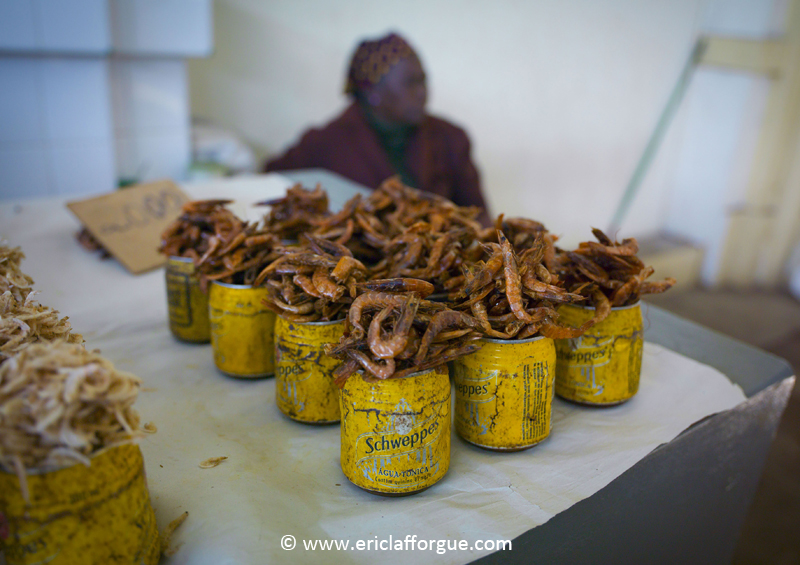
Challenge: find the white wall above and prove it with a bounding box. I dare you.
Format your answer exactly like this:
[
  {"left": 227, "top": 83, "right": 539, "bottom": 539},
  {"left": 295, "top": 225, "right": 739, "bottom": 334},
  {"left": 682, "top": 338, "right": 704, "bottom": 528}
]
[
  {"left": 0, "top": 0, "right": 212, "bottom": 200},
  {"left": 662, "top": 0, "right": 787, "bottom": 283},
  {"left": 188, "top": 0, "right": 705, "bottom": 246}
]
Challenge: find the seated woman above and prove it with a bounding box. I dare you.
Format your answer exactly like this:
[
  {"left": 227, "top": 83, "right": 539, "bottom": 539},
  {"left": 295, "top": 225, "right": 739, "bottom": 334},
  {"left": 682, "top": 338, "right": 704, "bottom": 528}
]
[{"left": 264, "top": 32, "right": 489, "bottom": 224}]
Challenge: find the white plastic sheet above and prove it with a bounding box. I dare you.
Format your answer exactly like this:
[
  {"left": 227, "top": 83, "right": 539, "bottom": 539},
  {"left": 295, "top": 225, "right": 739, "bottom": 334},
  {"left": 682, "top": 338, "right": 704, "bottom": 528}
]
[{"left": 0, "top": 175, "right": 746, "bottom": 564}]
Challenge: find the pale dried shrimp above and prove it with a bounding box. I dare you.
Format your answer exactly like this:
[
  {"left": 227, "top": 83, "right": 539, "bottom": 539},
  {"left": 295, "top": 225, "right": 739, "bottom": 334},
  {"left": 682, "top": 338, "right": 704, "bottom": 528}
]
[
  {"left": 1, "top": 244, "right": 82, "bottom": 362},
  {"left": 0, "top": 341, "right": 143, "bottom": 499},
  {"left": 0, "top": 243, "right": 34, "bottom": 301}
]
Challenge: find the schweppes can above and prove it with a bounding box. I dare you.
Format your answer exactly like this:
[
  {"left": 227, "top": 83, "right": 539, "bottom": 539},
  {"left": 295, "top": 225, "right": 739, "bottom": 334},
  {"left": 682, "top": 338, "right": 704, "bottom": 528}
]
[
  {"left": 340, "top": 366, "right": 450, "bottom": 495},
  {"left": 274, "top": 317, "right": 344, "bottom": 424},
  {"left": 0, "top": 444, "right": 159, "bottom": 565},
  {"left": 209, "top": 281, "right": 275, "bottom": 378},
  {"left": 452, "top": 336, "right": 557, "bottom": 451},
  {"left": 554, "top": 302, "right": 643, "bottom": 405},
  {"left": 165, "top": 256, "right": 210, "bottom": 343}
]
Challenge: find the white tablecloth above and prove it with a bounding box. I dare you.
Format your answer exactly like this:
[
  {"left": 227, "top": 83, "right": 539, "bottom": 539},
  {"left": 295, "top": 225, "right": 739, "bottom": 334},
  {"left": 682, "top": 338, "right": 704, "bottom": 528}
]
[{"left": 0, "top": 175, "right": 746, "bottom": 565}]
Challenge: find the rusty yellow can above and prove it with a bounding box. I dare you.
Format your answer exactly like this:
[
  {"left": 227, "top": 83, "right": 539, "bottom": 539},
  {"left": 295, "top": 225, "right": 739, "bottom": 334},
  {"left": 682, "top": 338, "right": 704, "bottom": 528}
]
[
  {"left": 274, "top": 316, "right": 344, "bottom": 424},
  {"left": 340, "top": 366, "right": 450, "bottom": 496},
  {"left": 209, "top": 281, "right": 276, "bottom": 378},
  {"left": 554, "top": 302, "right": 644, "bottom": 405},
  {"left": 0, "top": 444, "right": 159, "bottom": 565},
  {"left": 452, "top": 336, "right": 557, "bottom": 451},
  {"left": 165, "top": 255, "right": 210, "bottom": 343}
]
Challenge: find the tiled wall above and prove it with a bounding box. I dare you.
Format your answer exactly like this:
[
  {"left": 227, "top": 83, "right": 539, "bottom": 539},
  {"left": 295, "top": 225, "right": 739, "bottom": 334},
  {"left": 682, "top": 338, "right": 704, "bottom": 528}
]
[
  {"left": 0, "top": 0, "right": 111, "bottom": 53},
  {"left": 0, "top": 58, "right": 116, "bottom": 198},
  {"left": 0, "top": 0, "right": 212, "bottom": 201},
  {"left": 110, "top": 59, "right": 191, "bottom": 184}
]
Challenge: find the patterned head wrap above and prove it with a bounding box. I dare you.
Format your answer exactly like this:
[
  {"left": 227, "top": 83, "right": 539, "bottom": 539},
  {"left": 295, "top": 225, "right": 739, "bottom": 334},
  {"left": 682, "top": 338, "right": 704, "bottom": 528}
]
[{"left": 345, "top": 33, "right": 417, "bottom": 95}]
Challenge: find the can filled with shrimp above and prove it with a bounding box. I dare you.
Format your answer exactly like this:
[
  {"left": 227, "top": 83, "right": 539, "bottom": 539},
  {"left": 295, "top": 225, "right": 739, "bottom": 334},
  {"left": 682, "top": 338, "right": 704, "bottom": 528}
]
[
  {"left": 274, "top": 317, "right": 344, "bottom": 424},
  {"left": 554, "top": 302, "right": 643, "bottom": 405},
  {"left": 452, "top": 336, "right": 557, "bottom": 451},
  {"left": 0, "top": 444, "right": 159, "bottom": 565},
  {"left": 165, "top": 255, "right": 210, "bottom": 343},
  {"left": 339, "top": 366, "right": 450, "bottom": 495},
  {"left": 209, "top": 281, "right": 276, "bottom": 378}
]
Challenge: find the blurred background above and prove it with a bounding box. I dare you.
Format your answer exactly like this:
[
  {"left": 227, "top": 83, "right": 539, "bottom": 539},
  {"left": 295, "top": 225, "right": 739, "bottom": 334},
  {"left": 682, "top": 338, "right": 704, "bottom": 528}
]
[
  {"left": 2, "top": 0, "right": 799, "bottom": 292},
  {"left": 1, "top": 0, "right": 799, "bottom": 561}
]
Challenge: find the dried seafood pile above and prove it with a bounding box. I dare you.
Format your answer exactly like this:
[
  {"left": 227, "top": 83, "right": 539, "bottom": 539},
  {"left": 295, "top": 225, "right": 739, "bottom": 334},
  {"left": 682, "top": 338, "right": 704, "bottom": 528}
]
[
  {"left": 312, "top": 177, "right": 484, "bottom": 265},
  {"left": 449, "top": 230, "right": 595, "bottom": 340},
  {"left": 325, "top": 283, "right": 483, "bottom": 384},
  {"left": 1, "top": 244, "right": 34, "bottom": 301},
  {"left": 361, "top": 177, "right": 483, "bottom": 237},
  {"left": 0, "top": 341, "right": 143, "bottom": 497},
  {"left": 257, "top": 235, "right": 368, "bottom": 322},
  {"left": 259, "top": 184, "right": 330, "bottom": 241},
  {"left": 1, "top": 243, "right": 82, "bottom": 362},
  {"left": 550, "top": 228, "right": 676, "bottom": 312},
  {"left": 369, "top": 223, "right": 482, "bottom": 293},
  {"left": 1, "top": 294, "right": 83, "bottom": 362},
  {"left": 75, "top": 227, "right": 111, "bottom": 259},
  {"left": 159, "top": 199, "right": 243, "bottom": 261},
  {"left": 192, "top": 224, "right": 281, "bottom": 287},
  {"left": 487, "top": 215, "right": 557, "bottom": 254}
]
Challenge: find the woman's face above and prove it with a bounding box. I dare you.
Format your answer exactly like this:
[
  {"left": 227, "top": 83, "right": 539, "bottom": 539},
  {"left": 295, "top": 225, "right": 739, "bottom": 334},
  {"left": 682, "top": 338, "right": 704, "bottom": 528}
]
[{"left": 369, "top": 55, "right": 428, "bottom": 126}]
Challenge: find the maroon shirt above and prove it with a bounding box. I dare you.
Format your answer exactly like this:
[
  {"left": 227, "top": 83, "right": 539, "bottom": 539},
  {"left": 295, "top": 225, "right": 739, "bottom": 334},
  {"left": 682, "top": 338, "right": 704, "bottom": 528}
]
[{"left": 265, "top": 102, "right": 488, "bottom": 220}]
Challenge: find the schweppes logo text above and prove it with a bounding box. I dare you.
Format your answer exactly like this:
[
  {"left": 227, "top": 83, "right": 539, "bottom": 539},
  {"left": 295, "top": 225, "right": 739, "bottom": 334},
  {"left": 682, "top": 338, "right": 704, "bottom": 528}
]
[
  {"left": 362, "top": 420, "right": 440, "bottom": 455},
  {"left": 559, "top": 347, "right": 610, "bottom": 364}
]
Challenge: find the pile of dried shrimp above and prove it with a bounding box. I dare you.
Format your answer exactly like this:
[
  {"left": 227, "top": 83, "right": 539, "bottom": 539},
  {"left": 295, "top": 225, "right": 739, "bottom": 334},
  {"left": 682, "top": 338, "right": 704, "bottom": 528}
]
[
  {"left": 159, "top": 199, "right": 243, "bottom": 261},
  {"left": 325, "top": 280, "right": 484, "bottom": 384},
  {"left": 312, "top": 177, "right": 484, "bottom": 265},
  {"left": 448, "top": 229, "right": 596, "bottom": 340},
  {"left": 258, "top": 184, "right": 330, "bottom": 241},
  {"left": 1, "top": 243, "right": 34, "bottom": 301},
  {"left": 368, "top": 222, "right": 482, "bottom": 294},
  {"left": 549, "top": 228, "right": 676, "bottom": 313},
  {"left": 257, "top": 234, "right": 368, "bottom": 322},
  {"left": 193, "top": 224, "right": 281, "bottom": 287},
  {"left": 1, "top": 243, "right": 82, "bottom": 362},
  {"left": 0, "top": 341, "right": 142, "bottom": 499}
]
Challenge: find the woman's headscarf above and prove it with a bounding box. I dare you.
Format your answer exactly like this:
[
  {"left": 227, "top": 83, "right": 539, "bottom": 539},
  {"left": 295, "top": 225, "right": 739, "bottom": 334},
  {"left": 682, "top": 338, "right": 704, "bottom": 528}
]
[{"left": 345, "top": 33, "right": 417, "bottom": 96}]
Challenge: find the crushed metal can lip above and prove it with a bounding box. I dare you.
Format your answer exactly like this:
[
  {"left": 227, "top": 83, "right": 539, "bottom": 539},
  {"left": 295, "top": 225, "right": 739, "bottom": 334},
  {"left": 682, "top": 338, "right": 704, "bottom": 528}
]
[
  {"left": 279, "top": 317, "right": 345, "bottom": 327},
  {"left": 167, "top": 255, "right": 194, "bottom": 263},
  {"left": 210, "top": 280, "right": 256, "bottom": 290},
  {"left": 565, "top": 300, "right": 642, "bottom": 311},
  {"left": 480, "top": 334, "right": 549, "bottom": 345}
]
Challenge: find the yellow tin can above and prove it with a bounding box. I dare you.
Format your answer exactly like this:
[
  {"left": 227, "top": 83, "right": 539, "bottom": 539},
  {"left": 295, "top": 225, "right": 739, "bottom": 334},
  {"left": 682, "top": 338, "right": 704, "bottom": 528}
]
[
  {"left": 274, "top": 317, "right": 344, "bottom": 424},
  {"left": 209, "top": 281, "right": 276, "bottom": 378},
  {"left": 340, "top": 366, "right": 450, "bottom": 496},
  {"left": 0, "top": 444, "right": 159, "bottom": 565},
  {"left": 165, "top": 255, "right": 210, "bottom": 343},
  {"left": 452, "top": 336, "right": 557, "bottom": 451},
  {"left": 554, "top": 302, "right": 644, "bottom": 405}
]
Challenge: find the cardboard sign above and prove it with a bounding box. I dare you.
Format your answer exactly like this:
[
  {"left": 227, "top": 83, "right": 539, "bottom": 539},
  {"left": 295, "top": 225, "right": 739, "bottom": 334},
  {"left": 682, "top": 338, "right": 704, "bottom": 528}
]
[{"left": 67, "top": 180, "right": 190, "bottom": 274}]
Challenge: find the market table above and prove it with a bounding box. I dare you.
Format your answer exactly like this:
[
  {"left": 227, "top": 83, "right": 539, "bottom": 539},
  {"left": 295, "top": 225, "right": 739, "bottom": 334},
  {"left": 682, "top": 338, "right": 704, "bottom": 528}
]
[{"left": 0, "top": 170, "right": 793, "bottom": 565}]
